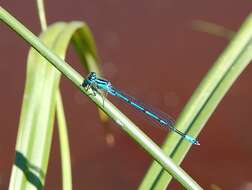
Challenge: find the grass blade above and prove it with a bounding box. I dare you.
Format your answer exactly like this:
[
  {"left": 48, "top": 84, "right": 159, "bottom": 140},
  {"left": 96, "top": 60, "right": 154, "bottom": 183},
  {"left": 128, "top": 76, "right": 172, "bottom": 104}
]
[
  {"left": 5, "top": 19, "right": 102, "bottom": 189},
  {"left": 56, "top": 91, "right": 72, "bottom": 190},
  {"left": 8, "top": 22, "right": 67, "bottom": 190},
  {"left": 36, "top": 0, "right": 73, "bottom": 189},
  {"left": 71, "top": 28, "right": 109, "bottom": 123},
  {"left": 139, "top": 13, "right": 252, "bottom": 190},
  {"left": 192, "top": 20, "right": 235, "bottom": 39}
]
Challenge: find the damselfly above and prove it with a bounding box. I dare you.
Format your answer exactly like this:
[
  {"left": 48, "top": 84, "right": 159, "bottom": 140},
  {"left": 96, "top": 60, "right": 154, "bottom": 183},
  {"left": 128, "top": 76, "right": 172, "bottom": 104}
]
[{"left": 82, "top": 72, "right": 200, "bottom": 145}]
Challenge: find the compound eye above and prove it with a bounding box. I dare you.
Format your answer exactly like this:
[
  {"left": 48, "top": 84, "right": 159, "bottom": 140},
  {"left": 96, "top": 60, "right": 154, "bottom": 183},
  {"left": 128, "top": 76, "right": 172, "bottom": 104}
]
[
  {"left": 92, "top": 72, "right": 96, "bottom": 78},
  {"left": 88, "top": 72, "right": 96, "bottom": 81}
]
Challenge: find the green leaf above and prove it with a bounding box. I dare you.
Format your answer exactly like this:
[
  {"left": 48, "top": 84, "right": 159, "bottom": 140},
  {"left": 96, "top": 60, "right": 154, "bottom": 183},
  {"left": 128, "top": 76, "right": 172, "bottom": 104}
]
[
  {"left": 8, "top": 21, "right": 102, "bottom": 189},
  {"left": 71, "top": 24, "right": 109, "bottom": 123},
  {"left": 139, "top": 14, "right": 252, "bottom": 190}
]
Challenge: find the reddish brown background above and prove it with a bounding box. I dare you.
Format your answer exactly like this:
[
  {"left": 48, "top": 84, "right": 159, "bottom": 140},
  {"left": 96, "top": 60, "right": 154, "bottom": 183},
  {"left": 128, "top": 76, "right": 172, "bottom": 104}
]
[{"left": 1, "top": 1, "right": 252, "bottom": 189}]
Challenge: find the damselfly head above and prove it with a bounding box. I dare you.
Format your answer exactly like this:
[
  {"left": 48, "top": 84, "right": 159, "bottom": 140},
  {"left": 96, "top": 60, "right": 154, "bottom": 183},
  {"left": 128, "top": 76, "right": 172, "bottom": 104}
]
[
  {"left": 88, "top": 72, "right": 97, "bottom": 81},
  {"left": 82, "top": 72, "right": 97, "bottom": 87}
]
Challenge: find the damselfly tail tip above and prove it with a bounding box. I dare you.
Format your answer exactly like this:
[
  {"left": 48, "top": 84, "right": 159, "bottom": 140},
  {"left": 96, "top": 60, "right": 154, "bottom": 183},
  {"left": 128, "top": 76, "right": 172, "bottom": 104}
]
[{"left": 185, "top": 135, "right": 200, "bottom": 145}]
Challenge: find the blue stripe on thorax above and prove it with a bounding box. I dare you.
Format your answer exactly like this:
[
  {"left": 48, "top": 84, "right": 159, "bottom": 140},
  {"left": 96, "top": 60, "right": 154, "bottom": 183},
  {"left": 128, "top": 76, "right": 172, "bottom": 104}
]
[{"left": 96, "top": 79, "right": 109, "bottom": 85}]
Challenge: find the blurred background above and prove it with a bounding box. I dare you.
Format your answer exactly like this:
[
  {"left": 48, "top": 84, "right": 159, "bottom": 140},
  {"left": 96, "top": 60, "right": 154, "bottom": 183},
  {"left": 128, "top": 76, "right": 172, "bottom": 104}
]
[{"left": 1, "top": 1, "right": 252, "bottom": 189}]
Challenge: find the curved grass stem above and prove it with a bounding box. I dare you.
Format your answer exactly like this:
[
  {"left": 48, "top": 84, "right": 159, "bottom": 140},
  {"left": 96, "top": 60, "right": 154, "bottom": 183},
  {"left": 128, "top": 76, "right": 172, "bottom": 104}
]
[
  {"left": 139, "top": 13, "right": 252, "bottom": 190},
  {"left": 35, "top": 1, "right": 73, "bottom": 190}
]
